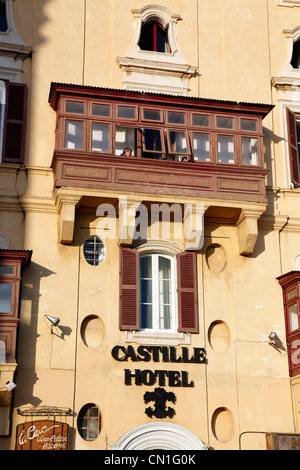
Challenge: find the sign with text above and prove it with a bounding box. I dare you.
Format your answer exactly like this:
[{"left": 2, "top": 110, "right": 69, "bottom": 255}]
[{"left": 15, "top": 420, "right": 69, "bottom": 450}]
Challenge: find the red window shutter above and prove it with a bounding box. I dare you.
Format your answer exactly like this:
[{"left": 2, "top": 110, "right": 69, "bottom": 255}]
[
  {"left": 177, "top": 251, "right": 199, "bottom": 333},
  {"left": 286, "top": 108, "right": 300, "bottom": 187},
  {"left": 119, "top": 247, "right": 139, "bottom": 331},
  {"left": 2, "top": 82, "right": 27, "bottom": 164}
]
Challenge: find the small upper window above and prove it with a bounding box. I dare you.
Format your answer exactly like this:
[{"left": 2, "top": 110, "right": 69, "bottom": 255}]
[
  {"left": 83, "top": 236, "right": 106, "bottom": 266},
  {"left": 0, "top": 0, "right": 7, "bottom": 32},
  {"left": 291, "top": 40, "right": 300, "bottom": 69},
  {"left": 138, "top": 21, "right": 171, "bottom": 53}
]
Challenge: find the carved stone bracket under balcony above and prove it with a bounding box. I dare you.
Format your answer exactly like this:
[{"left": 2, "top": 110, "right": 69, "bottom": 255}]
[
  {"left": 235, "top": 205, "right": 266, "bottom": 256},
  {"left": 55, "top": 187, "right": 266, "bottom": 256},
  {"left": 55, "top": 190, "right": 81, "bottom": 244}
]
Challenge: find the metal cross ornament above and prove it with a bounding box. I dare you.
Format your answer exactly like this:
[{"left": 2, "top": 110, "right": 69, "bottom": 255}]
[{"left": 144, "top": 387, "right": 176, "bottom": 419}]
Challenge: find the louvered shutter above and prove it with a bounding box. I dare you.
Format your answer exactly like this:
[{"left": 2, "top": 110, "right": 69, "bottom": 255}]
[
  {"left": 286, "top": 108, "right": 300, "bottom": 187},
  {"left": 119, "top": 247, "right": 139, "bottom": 331},
  {"left": 177, "top": 251, "right": 199, "bottom": 333},
  {"left": 2, "top": 82, "right": 27, "bottom": 164}
]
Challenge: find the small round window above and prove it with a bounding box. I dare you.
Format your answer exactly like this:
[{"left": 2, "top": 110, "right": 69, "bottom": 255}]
[
  {"left": 77, "top": 403, "right": 101, "bottom": 441},
  {"left": 83, "top": 236, "right": 106, "bottom": 266}
]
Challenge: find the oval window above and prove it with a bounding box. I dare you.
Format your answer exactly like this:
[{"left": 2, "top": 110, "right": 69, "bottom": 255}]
[{"left": 83, "top": 236, "right": 106, "bottom": 266}]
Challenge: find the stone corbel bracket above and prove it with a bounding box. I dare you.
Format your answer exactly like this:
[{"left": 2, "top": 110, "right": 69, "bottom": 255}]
[
  {"left": 235, "top": 205, "right": 267, "bottom": 256},
  {"left": 55, "top": 191, "right": 81, "bottom": 244},
  {"left": 183, "top": 203, "right": 207, "bottom": 251},
  {"left": 118, "top": 195, "right": 144, "bottom": 246}
]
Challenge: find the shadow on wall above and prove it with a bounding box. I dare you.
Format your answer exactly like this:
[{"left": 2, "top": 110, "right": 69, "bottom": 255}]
[{"left": 14, "top": 261, "right": 73, "bottom": 408}]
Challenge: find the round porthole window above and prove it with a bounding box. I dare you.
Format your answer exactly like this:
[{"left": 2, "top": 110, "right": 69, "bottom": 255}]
[
  {"left": 77, "top": 403, "right": 101, "bottom": 441},
  {"left": 83, "top": 236, "right": 106, "bottom": 266}
]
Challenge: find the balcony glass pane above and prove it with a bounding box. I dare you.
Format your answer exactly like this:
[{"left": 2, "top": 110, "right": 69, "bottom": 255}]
[
  {"left": 241, "top": 119, "right": 257, "bottom": 132},
  {"left": 289, "top": 304, "right": 299, "bottom": 332},
  {"left": 168, "top": 130, "right": 188, "bottom": 154},
  {"left": 66, "top": 101, "right": 84, "bottom": 114},
  {"left": 118, "top": 106, "right": 136, "bottom": 119},
  {"left": 65, "top": 121, "right": 83, "bottom": 149},
  {"left": 193, "top": 133, "right": 210, "bottom": 161},
  {"left": 92, "top": 123, "right": 109, "bottom": 152},
  {"left": 143, "top": 109, "right": 161, "bottom": 121},
  {"left": 92, "top": 104, "right": 110, "bottom": 117},
  {"left": 287, "top": 288, "right": 297, "bottom": 300},
  {"left": 242, "top": 137, "right": 258, "bottom": 165},
  {"left": 217, "top": 117, "right": 233, "bottom": 129},
  {"left": 0, "top": 266, "right": 13, "bottom": 275},
  {"left": 168, "top": 111, "right": 185, "bottom": 124},
  {"left": 115, "top": 125, "right": 136, "bottom": 156},
  {"left": 218, "top": 136, "right": 234, "bottom": 163},
  {"left": 0, "top": 283, "right": 12, "bottom": 313},
  {"left": 192, "top": 114, "right": 209, "bottom": 127},
  {"left": 144, "top": 129, "right": 162, "bottom": 152}
]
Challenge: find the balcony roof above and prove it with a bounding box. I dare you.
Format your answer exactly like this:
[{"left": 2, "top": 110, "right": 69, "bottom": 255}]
[{"left": 49, "top": 82, "right": 274, "bottom": 118}]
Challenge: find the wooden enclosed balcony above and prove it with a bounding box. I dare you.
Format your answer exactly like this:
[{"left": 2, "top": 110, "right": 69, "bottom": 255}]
[
  {"left": 49, "top": 83, "right": 273, "bottom": 254},
  {"left": 49, "top": 83, "right": 272, "bottom": 204}
]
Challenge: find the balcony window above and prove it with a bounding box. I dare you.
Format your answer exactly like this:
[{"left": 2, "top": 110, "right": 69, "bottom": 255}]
[
  {"left": 218, "top": 135, "right": 235, "bottom": 164},
  {"left": 65, "top": 120, "right": 83, "bottom": 150},
  {"left": 167, "top": 130, "right": 189, "bottom": 157},
  {"left": 91, "top": 123, "right": 110, "bottom": 152},
  {"left": 192, "top": 114, "right": 209, "bottom": 127},
  {"left": 116, "top": 125, "right": 137, "bottom": 156},
  {"left": 0, "top": 283, "right": 12, "bottom": 313},
  {"left": 193, "top": 133, "right": 211, "bottom": 162},
  {"left": 142, "top": 128, "right": 163, "bottom": 159},
  {"left": 242, "top": 137, "right": 258, "bottom": 166},
  {"left": 54, "top": 89, "right": 267, "bottom": 167}
]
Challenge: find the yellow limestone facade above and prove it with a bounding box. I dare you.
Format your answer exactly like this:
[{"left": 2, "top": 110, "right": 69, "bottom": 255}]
[{"left": 1, "top": 0, "right": 300, "bottom": 451}]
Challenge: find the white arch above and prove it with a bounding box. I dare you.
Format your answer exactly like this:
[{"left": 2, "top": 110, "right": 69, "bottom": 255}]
[{"left": 109, "top": 422, "right": 209, "bottom": 450}]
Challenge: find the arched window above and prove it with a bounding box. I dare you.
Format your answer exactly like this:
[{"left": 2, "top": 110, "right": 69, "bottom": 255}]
[
  {"left": 291, "top": 40, "right": 300, "bottom": 69},
  {"left": 0, "top": 0, "right": 7, "bottom": 32},
  {"left": 138, "top": 21, "right": 171, "bottom": 53}
]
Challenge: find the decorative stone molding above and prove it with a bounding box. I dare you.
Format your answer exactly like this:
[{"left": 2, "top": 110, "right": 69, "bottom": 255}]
[
  {"left": 278, "top": 0, "right": 300, "bottom": 6},
  {"left": 109, "top": 422, "right": 209, "bottom": 450},
  {"left": 272, "top": 26, "right": 300, "bottom": 90},
  {"left": 116, "top": 5, "right": 197, "bottom": 95}
]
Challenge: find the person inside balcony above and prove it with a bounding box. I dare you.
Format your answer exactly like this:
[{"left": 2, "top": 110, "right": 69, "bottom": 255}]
[{"left": 121, "top": 147, "right": 133, "bottom": 157}]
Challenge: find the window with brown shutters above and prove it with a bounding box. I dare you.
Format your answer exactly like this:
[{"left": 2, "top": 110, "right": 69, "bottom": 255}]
[
  {"left": 286, "top": 108, "right": 300, "bottom": 187},
  {"left": 2, "top": 82, "right": 27, "bottom": 164},
  {"left": 119, "top": 247, "right": 199, "bottom": 334},
  {"left": 177, "top": 251, "right": 199, "bottom": 334}
]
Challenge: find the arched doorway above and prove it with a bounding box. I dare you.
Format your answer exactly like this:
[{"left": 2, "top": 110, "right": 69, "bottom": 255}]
[{"left": 109, "top": 423, "right": 209, "bottom": 450}]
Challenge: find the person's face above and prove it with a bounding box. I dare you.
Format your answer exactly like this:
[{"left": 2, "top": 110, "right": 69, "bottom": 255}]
[{"left": 125, "top": 150, "right": 132, "bottom": 156}]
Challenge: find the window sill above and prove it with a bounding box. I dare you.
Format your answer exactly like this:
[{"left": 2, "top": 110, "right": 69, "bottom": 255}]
[{"left": 125, "top": 330, "right": 191, "bottom": 346}]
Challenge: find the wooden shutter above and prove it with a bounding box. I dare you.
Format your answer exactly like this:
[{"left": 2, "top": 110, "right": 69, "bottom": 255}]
[
  {"left": 119, "top": 247, "right": 139, "bottom": 331},
  {"left": 2, "top": 82, "right": 27, "bottom": 164},
  {"left": 177, "top": 251, "right": 199, "bottom": 333},
  {"left": 286, "top": 108, "right": 300, "bottom": 187}
]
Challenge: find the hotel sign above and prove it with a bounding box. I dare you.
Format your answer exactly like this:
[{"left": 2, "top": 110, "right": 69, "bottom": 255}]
[
  {"left": 15, "top": 420, "right": 69, "bottom": 450},
  {"left": 111, "top": 345, "right": 206, "bottom": 418},
  {"left": 111, "top": 345, "right": 206, "bottom": 387}
]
